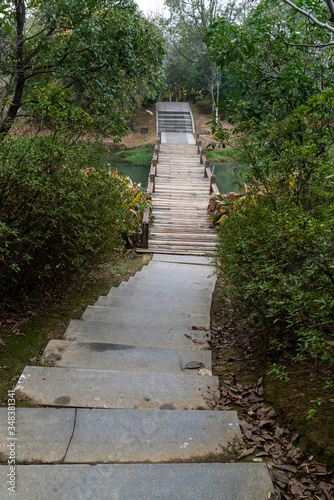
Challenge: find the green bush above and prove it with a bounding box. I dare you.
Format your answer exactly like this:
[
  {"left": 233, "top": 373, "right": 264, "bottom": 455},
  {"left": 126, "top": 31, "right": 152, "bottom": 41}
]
[
  {"left": 196, "top": 99, "right": 212, "bottom": 114},
  {"left": 0, "top": 135, "right": 128, "bottom": 303},
  {"left": 215, "top": 92, "right": 334, "bottom": 371}
]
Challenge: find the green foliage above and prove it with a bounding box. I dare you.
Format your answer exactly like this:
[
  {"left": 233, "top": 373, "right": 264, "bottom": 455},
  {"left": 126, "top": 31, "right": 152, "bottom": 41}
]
[
  {"left": 0, "top": 0, "right": 166, "bottom": 137},
  {"left": 214, "top": 91, "right": 334, "bottom": 376},
  {"left": 0, "top": 132, "right": 146, "bottom": 304},
  {"left": 196, "top": 99, "right": 213, "bottom": 114}
]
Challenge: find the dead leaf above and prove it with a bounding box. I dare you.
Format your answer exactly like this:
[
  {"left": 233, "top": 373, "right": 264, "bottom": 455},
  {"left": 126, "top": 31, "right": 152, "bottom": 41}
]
[
  {"left": 184, "top": 361, "right": 204, "bottom": 369},
  {"left": 271, "top": 469, "right": 290, "bottom": 484},
  {"left": 290, "top": 484, "right": 303, "bottom": 496},
  {"left": 237, "top": 447, "right": 256, "bottom": 459}
]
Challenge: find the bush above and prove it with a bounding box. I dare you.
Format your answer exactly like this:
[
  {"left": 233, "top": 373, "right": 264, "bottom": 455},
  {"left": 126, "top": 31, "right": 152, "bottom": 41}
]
[
  {"left": 0, "top": 135, "right": 130, "bottom": 303},
  {"left": 215, "top": 92, "right": 334, "bottom": 373},
  {"left": 196, "top": 99, "right": 213, "bottom": 114}
]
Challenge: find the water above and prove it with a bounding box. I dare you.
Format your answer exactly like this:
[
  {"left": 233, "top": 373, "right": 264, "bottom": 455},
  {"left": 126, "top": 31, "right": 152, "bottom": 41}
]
[
  {"left": 107, "top": 156, "right": 244, "bottom": 195},
  {"left": 107, "top": 156, "right": 150, "bottom": 189},
  {"left": 212, "top": 162, "right": 245, "bottom": 194}
]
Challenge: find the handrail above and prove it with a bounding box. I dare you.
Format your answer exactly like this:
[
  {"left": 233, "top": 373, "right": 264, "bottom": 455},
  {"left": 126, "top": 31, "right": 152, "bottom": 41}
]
[
  {"left": 140, "top": 132, "right": 161, "bottom": 248},
  {"left": 195, "top": 135, "right": 220, "bottom": 195}
]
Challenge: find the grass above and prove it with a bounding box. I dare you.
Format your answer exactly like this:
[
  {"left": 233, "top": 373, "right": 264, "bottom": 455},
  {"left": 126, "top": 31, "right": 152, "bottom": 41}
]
[
  {"left": 114, "top": 146, "right": 154, "bottom": 166},
  {"left": 205, "top": 147, "right": 241, "bottom": 163},
  {"left": 0, "top": 252, "right": 151, "bottom": 406}
]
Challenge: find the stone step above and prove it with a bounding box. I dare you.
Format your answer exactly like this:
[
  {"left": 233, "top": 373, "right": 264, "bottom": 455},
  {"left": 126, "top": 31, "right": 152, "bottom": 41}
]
[
  {"left": 42, "top": 340, "right": 212, "bottom": 374},
  {"left": 0, "top": 408, "right": 241, "bottom": 464},
  {"left": 142, "top": 261, "right": 215, "bottom": 276},
  {"left": 123, "top": 274, "right": 215, "bottom": 291},
  {"left": 0, "top": 463, "right": 274, "bottom": 499},
  {"left": 152, "top": 254, "right": 213, "bottom": 266},
  {"left": 95, "top": 296, "right": 211, "bottom": 316},
  {"left": 15, "top": 366, "right": 219, "bottom": 409},
  {"left": 81, "top": 306, "right": 210, "bottom": 330},
  {"left": 64, "top": 320, "right": 211, "bottom": 349},
  {"left": 106, "top": 283, "right": 213, "bottom": 303}
]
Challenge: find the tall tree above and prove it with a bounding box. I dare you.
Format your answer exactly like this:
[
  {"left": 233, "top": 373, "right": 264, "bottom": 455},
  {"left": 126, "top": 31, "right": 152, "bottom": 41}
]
[{"left": 0, "top": 0, "right": 165, "bottom": 138}]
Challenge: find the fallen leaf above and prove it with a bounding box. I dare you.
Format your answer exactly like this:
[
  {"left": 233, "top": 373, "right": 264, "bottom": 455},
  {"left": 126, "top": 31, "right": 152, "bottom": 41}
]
[
  {"left": 184, "top": 361, "right": 204, "bottom": 369},
  {"left": 237, "top": 447, "right": 256, "bottom": 459}
]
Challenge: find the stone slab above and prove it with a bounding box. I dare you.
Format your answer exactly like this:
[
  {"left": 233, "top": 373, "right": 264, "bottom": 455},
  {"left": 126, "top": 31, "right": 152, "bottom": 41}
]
[
  {"left": 122, "top": 276, "right": 215, "bottom": 293},
  {"left": 152, "top": 254, "right": 214, "bottom": 266},
  {"left": 94, "top": 296, "right": 210, "bottom": 316},
  {"left": 65, "top": 409, "right": 240, "bottom": 463},
  {"left": 64, "top": 320, "right": 211, "bottom": 349},
  {"left": 81, "top": 306, "right": 210, "bottom": 330},
  {"left": 0, "top": 408, "right": 75, "bottom": 463},
  {"left": 142, "top": 261, "right": 215, "bottom": 277},
  {"left": 0, "top": 409, "right": 240, "bottom": 465},
  {"left": 0, "top": 463, "right": 274, "bottom": 499},
  {"left": 14, "top": 367, "right": 219, "bottom": 409},
  {"left": 106, "top": 284, "right": 212, "bottom": 303},
  {"left": 118, "top": 279, "right": 214, "bottom": 296},
  {"left": 43, "top": 340, "right": 212, "bottom": 374},
  {"left": 127, "top": 271, "right": 216, "bottom": 286}
]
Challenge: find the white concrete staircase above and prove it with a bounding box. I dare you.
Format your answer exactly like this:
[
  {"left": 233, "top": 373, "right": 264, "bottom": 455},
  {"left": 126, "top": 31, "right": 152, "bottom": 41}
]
[{"left": 0, "top": 255, "right": 274, "bottom": 499}]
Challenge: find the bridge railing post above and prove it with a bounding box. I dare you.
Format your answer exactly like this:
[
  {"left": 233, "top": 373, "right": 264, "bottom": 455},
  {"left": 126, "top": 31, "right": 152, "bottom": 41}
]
[
  {"left": 200, "top": 149, "right": 205, "bottom": 164},
  {"left": 150, "top": 172, "right": 155, "bottom": 193},
  {"left": 204, "top": 160, "right": 209, "bottom": 178},
  {"left": 141, "top": 222, "right": 149, "bottom": 249},
  {"left": 197, "top": 140, "right": 202, "bottom": 154},
  {"left": 210, "top": 174, "right": 216, "bottom": 194},
  {"left": 195, "top": 133, "right": 199, "bottom": 145}
]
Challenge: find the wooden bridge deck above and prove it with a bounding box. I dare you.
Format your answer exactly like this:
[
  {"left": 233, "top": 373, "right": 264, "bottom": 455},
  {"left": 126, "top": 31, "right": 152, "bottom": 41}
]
[{"left": 147, "top": 144, "right": 217, "bottom": 255}]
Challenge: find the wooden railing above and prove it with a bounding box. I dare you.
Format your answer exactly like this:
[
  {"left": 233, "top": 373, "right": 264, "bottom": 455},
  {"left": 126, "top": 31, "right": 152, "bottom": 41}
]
[
  {"left": 141, "top": 132, "right": 161, "bottom": 248},
  {"left": 196, "top": 134, "right": 220, "bottom": 195}
]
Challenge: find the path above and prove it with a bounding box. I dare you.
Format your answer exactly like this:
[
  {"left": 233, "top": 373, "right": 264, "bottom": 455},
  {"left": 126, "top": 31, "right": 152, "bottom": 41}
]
[
  {"left": 141, "top": 102, "right": 216, "bottom": 254},
  {"left": 0, "top": 255, "right": 273, "bottom": 498}
]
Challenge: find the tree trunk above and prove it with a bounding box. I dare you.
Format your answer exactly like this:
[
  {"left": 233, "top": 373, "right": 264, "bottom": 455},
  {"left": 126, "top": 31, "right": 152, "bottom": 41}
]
[{"left": 0, "top": 0, "right": 26, "bottom": 139}]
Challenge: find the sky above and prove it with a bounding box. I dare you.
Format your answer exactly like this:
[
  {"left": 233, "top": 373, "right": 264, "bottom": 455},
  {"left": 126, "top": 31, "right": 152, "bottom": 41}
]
[{"left": 135, "top": 0, "right": 166, "bottom": 15}]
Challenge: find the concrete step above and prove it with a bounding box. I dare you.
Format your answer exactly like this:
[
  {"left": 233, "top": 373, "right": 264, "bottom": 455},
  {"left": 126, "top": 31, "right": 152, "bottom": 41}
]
[
  {"left": 95, "top": 296, "right": 211, "bottom": 316},
  {"left": 152, "top": 254, "right": 213, "bottom": 265},
  {"left": 142, "top": 261, "right": 215, "bottom": 275},
  {"left": 81, "top": 306, "right": 210, "bottom": 330},
  {"left": 0, "top": 408, "right": 241, "bottom": 464},
  {"left": 42, "top": 340, "right": 212, "bottom": 374},
  {"left": 123, "top": 274, "right": 215, "bottom": 291},
  {"left": 0, "top": 463, "right": 275, "bottom": 499},
  {"left": 15, "top": 366, "right": 219, "bottom": 409},
  {"left": 64, "top": 320, "right": 211, "bottom": 349},
  {"left": 106, "top": 283, "right": 213, "bottom": 303}
]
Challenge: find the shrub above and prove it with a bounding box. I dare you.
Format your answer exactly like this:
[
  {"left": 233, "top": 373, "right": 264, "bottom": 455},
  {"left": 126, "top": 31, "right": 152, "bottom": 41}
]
[
  {"left": 0, "top": 135, "right": 129, "bottom": 303},
  {"left": 215, "top": 92, "right": 334, "bottom": 373},
  {"left": 196, "top": 99, "right": 212, "bottom": 114}
]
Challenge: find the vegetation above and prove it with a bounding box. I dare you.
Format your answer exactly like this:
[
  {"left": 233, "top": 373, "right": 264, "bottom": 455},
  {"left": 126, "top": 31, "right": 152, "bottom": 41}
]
[
  {"left": 114, "top": 145, "right": 154, "bottom": 166},
  {"left": 0, "top": 0, "right": 164, "bottom": 309},
  {"left": 0, "top": 0, "right": 165, "bottom": 138},
  {"left": 206, "top": 0, "right": 334, "bottom": 409}
]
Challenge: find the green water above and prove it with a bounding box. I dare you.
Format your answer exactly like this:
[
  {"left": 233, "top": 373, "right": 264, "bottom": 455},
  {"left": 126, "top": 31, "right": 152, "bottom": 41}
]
[
  {"left": 107, "top": 156, "right": 150, "bottom": 189},
  {"left": 211, "top": 162, "right": 245, "bottom": 194},
  {"left": 107, "top": 156, "right": 244, "bottom": 195}
]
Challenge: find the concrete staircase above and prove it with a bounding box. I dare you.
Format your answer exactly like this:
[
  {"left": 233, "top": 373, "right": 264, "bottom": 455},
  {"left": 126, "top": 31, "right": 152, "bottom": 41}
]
[{"left": 0, "top": 255, "right": 274, "bottom": 499}]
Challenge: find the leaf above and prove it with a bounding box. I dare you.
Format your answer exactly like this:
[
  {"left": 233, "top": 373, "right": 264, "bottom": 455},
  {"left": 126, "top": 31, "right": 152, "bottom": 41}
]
[{"left": 237, "top": 447, "right": 256, "bottom": 459}]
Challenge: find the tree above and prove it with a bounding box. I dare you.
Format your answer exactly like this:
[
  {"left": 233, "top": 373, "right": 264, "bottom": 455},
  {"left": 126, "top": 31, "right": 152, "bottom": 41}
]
[
  {"left": 280, "top": 0, "right": 334, "bottom": 35},
  {"left": 0, "top": 0, "right": 165, "bottom": 138},
  {"left": 162, "top": 0, "right": 251, "bottom": 109}
]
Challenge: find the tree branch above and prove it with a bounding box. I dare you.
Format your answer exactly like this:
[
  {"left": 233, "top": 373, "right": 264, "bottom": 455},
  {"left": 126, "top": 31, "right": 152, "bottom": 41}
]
[{"left": 280, "top": 0, "right": 334, "bottom": 34}]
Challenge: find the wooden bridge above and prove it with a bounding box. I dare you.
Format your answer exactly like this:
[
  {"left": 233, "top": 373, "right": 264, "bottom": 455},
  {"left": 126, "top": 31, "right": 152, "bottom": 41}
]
[{"left": 139, "top": 103, "right": 219, "bottom": 255}]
